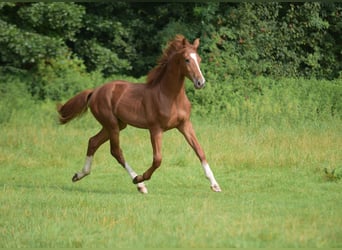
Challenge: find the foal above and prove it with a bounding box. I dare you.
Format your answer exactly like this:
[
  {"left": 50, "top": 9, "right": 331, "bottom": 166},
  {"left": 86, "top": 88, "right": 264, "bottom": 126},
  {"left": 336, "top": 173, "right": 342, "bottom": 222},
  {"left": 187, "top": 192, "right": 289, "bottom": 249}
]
[{"left": 57, "top": 35, "right": 221, "bottom": 193}]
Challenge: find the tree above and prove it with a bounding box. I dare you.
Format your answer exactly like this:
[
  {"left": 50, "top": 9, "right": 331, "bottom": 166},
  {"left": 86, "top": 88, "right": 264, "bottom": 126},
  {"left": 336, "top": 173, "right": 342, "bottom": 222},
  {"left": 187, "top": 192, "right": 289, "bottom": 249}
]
[
  {"left": 0, "top": 2, "right": 341, "bottom": 82},
  {"left": 0, "top": 2, "right": 84, "bottom": 71}
]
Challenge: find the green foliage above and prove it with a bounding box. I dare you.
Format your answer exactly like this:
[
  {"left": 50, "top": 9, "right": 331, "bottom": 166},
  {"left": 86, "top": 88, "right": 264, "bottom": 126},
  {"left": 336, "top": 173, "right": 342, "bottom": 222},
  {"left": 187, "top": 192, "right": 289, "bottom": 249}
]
[
  {"left": 75, "top": 39, "right": 131, "bottom": 76},
  {"left": 187, "top": 77, "right": 342, "bottom": 126},
  {"left": 324, "top": 167, "right": 342, "bottom": 181},
  {"left": 73, "top": 3, "right": 133, "bottom": 76},
  {"left": 32, "top": 54, "right": 104, "bottom": 101},
  {"left": 0, "top": 2, "right": 341, "bottom": 106},
  {"left": 0, "top": 70, "right": 34, "bottom": 124},
  {"left": 17, "top": 2, "right": 85, "bottom": 41},
  {"left": 202, "top": 3, "right": 342, "bottom": 81},
  {"left": 0, "top": 18, "right": 66, "bottom": 68},
  {"left": 2, "top": 2, "right": 340, "bottom": 80},
  {"left": 1, "top": 71, "right": 341, "bottom": 127},
  {"left": 0, "top": 2, "right": 84, "bottom": 71}
]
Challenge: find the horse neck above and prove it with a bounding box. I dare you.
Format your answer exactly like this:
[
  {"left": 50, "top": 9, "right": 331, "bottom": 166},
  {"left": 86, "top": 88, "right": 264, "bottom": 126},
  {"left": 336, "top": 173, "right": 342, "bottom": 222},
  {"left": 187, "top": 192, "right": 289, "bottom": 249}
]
[{"left": 159, "top": 60, "right": 186, "bottom": 99}]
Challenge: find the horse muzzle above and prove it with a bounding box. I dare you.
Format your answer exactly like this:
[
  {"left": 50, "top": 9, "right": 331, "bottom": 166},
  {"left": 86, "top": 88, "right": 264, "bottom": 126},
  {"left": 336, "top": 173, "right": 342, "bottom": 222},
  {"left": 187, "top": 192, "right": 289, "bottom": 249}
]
[{"left": 193, "top": 77, "right": 206, "bottom": 89}]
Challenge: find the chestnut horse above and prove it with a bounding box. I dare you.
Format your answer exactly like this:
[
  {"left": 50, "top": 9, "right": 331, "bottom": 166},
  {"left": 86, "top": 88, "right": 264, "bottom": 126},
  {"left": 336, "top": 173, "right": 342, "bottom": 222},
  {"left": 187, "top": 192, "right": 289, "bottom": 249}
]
[{"left": 57, "top": 35, "right": 221, "bottom": 194}]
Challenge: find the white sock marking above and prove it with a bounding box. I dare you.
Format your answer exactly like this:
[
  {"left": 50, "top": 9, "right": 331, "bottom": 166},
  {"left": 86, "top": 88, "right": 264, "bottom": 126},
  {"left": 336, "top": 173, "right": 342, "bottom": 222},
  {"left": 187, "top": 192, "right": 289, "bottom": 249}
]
[
  {"left": 125, "top": 162, "right": 148, "bottom": 193},
  {"left": 75, "top": 156, "right": 93, "bottom": 180},
  {"left": 124, "top": 162, "right": 138, "bottom": 180},
  {"left": 201, "top": 161, "right": 218, "bottom": 187},
  {"left": 82, "top": 156, "right": 93, "bottom": 175}
]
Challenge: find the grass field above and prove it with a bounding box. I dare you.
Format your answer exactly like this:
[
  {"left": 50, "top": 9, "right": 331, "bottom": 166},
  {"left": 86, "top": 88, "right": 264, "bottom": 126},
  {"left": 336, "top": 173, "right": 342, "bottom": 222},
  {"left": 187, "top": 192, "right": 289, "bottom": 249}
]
[{"left": 1, "top": 102, "right": 341, "bottom": 247}]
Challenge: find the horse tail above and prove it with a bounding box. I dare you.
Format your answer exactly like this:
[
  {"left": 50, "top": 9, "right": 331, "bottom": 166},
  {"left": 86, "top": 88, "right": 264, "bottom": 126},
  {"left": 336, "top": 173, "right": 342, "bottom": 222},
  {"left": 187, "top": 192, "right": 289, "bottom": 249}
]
[{"left": 57, "top": 89, "right": 93, "bottom": 124}]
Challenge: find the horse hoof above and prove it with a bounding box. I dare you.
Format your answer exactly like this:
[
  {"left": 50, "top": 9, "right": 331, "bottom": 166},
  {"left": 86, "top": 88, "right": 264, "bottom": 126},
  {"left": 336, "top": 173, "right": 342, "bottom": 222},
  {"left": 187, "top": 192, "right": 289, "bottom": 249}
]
[
  {"left": 133, "top": 175, "right": 144, "bottom": 184},
  {"left": 137, "top": 183, "right": 148, "bottom": 194},
  {"left": 72, "top": 173, "right": 79, "bottom": 182},
  {"left": 211, "top": 184, "right": 222, "bottom": 192}
]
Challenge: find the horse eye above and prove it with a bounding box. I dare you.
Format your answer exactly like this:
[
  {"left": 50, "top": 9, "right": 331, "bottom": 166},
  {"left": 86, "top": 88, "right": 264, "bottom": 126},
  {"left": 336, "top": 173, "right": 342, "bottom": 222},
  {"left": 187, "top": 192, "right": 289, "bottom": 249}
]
[{"left": 185, "top": 59, "right": 190, "bottom": 63}]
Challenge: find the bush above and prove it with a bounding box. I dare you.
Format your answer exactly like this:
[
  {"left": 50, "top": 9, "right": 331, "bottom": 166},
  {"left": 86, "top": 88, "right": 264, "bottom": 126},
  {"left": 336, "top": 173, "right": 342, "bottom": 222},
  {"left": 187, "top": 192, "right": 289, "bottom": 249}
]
[
  {"left": 31, "top": 54, "right": 104, "bottom": 101},
  {"left": 187, "top": 76, "right": 342, "bottom": 126},
  {"left": 0, "top": 71, "right": 34, "bottom": 124}
]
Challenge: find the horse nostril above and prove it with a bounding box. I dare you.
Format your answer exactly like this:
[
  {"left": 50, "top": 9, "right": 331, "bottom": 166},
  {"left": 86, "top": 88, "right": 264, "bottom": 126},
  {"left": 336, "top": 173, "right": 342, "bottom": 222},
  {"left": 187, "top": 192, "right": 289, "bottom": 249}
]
[
  {"left": 195, "top": 79, "right": 204, "bottom": 89},
  {"left": 192, "top": 77, "right": 205, "bottom": 89}
]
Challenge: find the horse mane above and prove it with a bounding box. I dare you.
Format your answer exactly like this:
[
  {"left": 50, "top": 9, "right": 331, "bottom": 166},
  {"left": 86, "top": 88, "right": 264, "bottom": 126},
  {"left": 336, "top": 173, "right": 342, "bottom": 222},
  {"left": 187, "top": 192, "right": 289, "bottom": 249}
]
[{"left": 146, "top": 34, "right": 190, "bottom": 85}]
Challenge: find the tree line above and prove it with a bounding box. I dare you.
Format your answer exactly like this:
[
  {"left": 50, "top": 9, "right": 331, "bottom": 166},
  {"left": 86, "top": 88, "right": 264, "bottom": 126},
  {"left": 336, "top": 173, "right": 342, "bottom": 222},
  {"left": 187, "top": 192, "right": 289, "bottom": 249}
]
[{"left": 0, "top": 2, "right": 341, "bottom": 86}]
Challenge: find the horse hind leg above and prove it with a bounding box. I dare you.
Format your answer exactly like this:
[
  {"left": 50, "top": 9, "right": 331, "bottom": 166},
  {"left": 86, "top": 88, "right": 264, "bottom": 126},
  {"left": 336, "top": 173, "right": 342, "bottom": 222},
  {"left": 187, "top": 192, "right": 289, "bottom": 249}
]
[
  {"left": 72, "top": 128, "right": 109, "bottom": 182},
  {"left": 72, "top": 156, "right": 92, "bottom": 182}
]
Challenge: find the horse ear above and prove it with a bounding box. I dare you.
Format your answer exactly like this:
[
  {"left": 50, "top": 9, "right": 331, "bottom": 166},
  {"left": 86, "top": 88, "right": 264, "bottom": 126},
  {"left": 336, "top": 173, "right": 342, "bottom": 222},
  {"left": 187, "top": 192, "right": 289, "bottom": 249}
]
[
  {"left": 182, "top": 37, "right": 188, "bottom": 47},
  {"left": 193, "top": 38, "right": 200, "bottom": 49}
]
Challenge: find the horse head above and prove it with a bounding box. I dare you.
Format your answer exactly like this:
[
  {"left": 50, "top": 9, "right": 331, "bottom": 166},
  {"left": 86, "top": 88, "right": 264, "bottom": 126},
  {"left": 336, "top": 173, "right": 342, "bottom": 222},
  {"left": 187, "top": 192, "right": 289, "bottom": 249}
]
[{"left": 180, "top": 37, "right": 206, "bottom": 89}]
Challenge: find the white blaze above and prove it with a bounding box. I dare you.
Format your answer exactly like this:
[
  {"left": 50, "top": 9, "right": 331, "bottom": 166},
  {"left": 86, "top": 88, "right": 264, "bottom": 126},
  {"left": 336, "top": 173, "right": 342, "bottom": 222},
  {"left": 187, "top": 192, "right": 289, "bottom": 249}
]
[{"left": 190, "top": 53, "right": 205, "bottom": 83}]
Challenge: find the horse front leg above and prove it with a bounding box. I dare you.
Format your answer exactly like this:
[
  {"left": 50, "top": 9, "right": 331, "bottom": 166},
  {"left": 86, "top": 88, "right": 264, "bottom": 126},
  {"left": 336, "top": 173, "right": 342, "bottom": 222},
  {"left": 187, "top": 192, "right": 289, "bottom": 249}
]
[
  {"left": 133, "top": 129, "right": 163, "bottom": 184},
  {"left": 107, "top": 126, "right": 148, "bottom": 194},
  {"left": 178, "top": 121, "right": 221, "bottom": 192}
]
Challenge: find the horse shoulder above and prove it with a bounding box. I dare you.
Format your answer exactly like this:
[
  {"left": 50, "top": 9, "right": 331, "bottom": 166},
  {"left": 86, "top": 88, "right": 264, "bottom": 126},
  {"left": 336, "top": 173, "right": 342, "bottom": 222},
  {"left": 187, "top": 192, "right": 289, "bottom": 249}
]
[
  {"left": 161, "top": 93, "right": 192, "bottom": 129},
  {"left": 176, "top": 94, "right": 192, "bottom": 121}
]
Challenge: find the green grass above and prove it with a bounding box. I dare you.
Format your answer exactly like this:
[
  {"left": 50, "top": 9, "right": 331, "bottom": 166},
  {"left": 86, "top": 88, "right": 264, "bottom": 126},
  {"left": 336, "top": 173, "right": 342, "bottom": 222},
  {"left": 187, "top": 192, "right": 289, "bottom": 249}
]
[{"left": 0, "top": 102, "right": 341, "bottom": 247}]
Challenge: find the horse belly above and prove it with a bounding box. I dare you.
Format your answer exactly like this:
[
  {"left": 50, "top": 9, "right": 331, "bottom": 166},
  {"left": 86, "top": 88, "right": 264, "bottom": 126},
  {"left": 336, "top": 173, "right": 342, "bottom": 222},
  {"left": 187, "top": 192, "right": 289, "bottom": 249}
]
[
  {"left": 111, "top": 85, "right": 149, "bottom": 128},
  {"left": 115, "top": 100, "right": 148, "bottom": 129}
]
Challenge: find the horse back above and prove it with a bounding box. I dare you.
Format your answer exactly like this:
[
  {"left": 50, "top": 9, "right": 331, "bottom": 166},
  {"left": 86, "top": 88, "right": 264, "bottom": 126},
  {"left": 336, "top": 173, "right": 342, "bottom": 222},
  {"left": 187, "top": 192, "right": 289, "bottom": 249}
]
[{"left": 89, "top": 81, "right": 149, "bottom": 128}]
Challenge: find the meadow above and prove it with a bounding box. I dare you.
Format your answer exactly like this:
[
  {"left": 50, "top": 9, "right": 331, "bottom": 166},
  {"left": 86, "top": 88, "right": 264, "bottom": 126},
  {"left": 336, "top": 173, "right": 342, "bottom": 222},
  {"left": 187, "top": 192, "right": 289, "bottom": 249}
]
[
  {"left": 0, "top": 97, "right": 341, "bottom": 247},
  {"left": 1, "top": 2, "right": 342, "bottom": 246}
]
